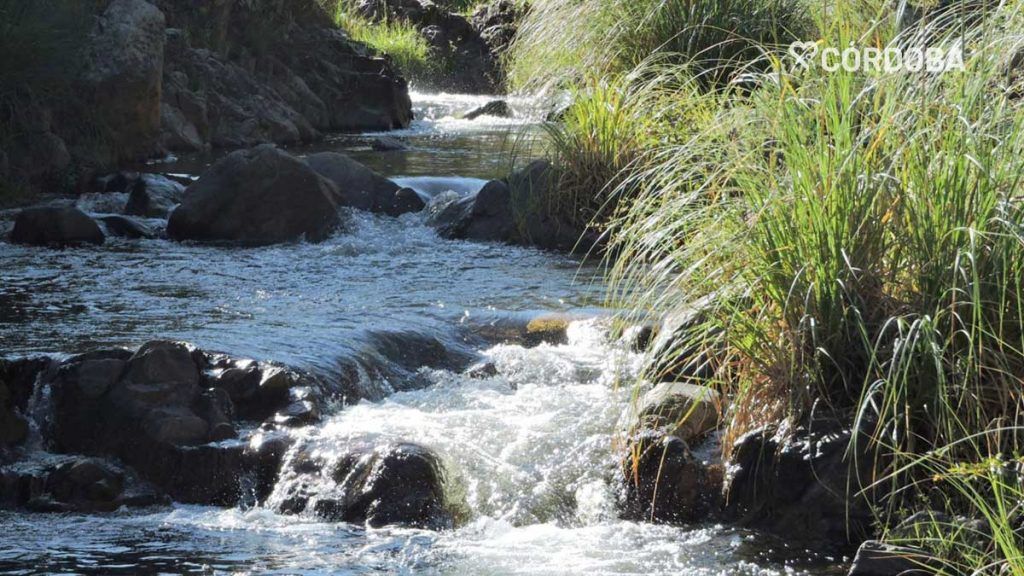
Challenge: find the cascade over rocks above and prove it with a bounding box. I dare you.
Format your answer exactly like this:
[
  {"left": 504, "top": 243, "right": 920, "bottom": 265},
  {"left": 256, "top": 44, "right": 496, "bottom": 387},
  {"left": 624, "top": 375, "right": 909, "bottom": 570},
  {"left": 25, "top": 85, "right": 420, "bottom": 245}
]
[
  {"left": 167, "top": 145, "right": 345, "bottom": 244},
  {"left": 0, "top": 358, "right": 54, "bottom": 450},
  {"left": 275, "top": 440, "right": 462, "bottom": 529}
]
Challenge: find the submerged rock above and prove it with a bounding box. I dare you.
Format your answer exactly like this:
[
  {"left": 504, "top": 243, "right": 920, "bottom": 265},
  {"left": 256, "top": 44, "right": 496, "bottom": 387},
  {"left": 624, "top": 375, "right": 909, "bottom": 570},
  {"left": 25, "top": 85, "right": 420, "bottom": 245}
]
[
  {"left": 369, "top": 136, "right": 409, "bottom": 151},
  {"left": 10, "top": 206, "right": 105, "bottom": 247},
  {"left": 168, "top": 145, "right": 343, "bottom": 244},
  {"left": 463, "top": 99, "right": 512, "bottom": 120}
]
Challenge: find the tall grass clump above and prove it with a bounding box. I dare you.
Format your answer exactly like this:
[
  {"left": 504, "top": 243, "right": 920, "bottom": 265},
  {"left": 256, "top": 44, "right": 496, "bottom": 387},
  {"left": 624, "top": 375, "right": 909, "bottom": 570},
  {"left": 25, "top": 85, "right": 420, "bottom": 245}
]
[
  {"left": 608, "top": 2, "right": 1024, "bottom": 564},
  {"left": 332, "top": 4, "right": 437, "bottom": 81},
  {"left": 506, "top": 0, "right": 811, "bottom": 93}
]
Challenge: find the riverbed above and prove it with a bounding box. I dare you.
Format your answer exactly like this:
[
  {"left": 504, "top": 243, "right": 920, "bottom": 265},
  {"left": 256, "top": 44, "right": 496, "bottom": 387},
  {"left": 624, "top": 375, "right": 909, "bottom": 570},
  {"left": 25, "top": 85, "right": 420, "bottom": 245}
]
[{"left": 0, "top": 92, "right": 835, "bottom": 575}]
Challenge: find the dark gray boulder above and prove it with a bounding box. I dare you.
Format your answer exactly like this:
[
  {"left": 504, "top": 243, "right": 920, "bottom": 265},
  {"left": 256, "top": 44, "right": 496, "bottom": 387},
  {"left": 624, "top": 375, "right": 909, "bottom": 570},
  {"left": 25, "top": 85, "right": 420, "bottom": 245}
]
[
  {"left": 305, "top": 151, "right": 401, "bottom": 213},
  {"left": 278, "top": 441, "right": 462, "bottom": 529},
  {"left": 723, "top": 417, "right": 880, "bottom": 552},
  {"left": 168, "top": 145, "right": 344, "bottom": 244},
  {"left": 463, "top": 99, "right": 512, "bottom": 120},
  {"left": 124, "top": 174, "right": 186, "bottom": 218},
  {"left": 98, "top": 215, "right": 157, "bottom": 239},
  {"left": 10, "top": 206, "right": 105, "bottom": 247},
  {"left": 471, "top": 0, "right": 525, "bottom": 56}
]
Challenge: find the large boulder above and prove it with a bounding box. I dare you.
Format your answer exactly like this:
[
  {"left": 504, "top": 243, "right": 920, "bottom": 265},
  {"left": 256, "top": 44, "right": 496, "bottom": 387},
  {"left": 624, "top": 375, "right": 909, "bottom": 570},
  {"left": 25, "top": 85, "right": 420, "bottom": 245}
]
[
  {"left": 44, "top": 341, "right": 330, "bottom": 505},
  {"left": 723, "top": 418, "right": 880, "bottom": 552},
  {"left": 167, "top": 145, "right": 344, "bottom": 244},
  {"left": 82, "top": 0, "right": 166, "bottom": 160},
  {"left": 621, "top": 433, "right": 715, "bottom": 524},
  {"left": 10, "top": 206, "right": 105, "bottom": 247},
  {"left": 277, "top": 441, "right": 462, "bottom": 529},
  {"left": 304, "top": 152, "right": 404, "bottom": 213}
]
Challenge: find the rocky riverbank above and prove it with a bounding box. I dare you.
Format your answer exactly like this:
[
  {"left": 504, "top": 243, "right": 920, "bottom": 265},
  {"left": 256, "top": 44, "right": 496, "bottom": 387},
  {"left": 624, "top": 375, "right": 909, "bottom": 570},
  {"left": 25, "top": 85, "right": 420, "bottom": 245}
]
[{"left": 1, "top": 0, "right": 412, "bottom": 200}]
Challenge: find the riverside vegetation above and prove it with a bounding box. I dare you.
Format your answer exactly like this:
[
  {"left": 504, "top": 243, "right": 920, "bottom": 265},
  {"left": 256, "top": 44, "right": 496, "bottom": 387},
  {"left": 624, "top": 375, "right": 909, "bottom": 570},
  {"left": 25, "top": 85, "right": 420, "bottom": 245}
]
[
  {"left": 3, "top": 0, "right": 1024, "bottom": 574},
  {"left": 505, "top": 0, "right": 1024, "bottom": 573}
]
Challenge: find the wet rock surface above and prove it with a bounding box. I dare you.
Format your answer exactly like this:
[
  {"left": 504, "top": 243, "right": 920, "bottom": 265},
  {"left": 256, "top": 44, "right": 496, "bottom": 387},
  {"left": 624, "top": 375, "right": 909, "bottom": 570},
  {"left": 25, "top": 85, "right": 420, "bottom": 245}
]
[
  {"left": 304, "top": 151, "right": 405, "bottom": 214},
  {"left": 428, "top": 160, "right": 597, "bottom": 252},
  {"left": 621, "top": 432, "right": 716, "bottom": 524},
  {"left": 723, "top": 418, "right": 879, "bottom": 552},
  {"left": 167, "top": 145, "right": 344, "bottom": 244},
  {"left": 276, "top": 441, "right": 462, "bottom": 529}
]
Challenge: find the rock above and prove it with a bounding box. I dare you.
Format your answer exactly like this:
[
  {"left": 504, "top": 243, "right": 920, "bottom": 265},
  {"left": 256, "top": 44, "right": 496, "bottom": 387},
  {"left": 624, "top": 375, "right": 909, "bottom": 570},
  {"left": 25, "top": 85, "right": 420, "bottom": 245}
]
[
  {"left": 463, "top": 99, "right": 512, "bottom": 120},
  {"left": 382, "top": 187, "right": 426, "bottom": 217},
  {"left": 10, "top": 206, "right": 105, "bottom": 247},
  {"left": 459, "top": 311, "right": 587, "bottom": 348},
  {"left": 98, "top": 215, "right": 157, "bottom": 239},
  {"left": 203, "top": 355, "right": 326, "bottom": 424},
  {"left": 158, "top": 5, "right": 412, "bottom": 151},
  {"left": 638, "top": 383, "right": 721, "bottom": 444},
  {"left": 723, "top": 418, "right": 879, "bottom": 551},
  {"left": 82, "top": 0, "right": 166, "bottom": 160},
  {"left": 848, "top": 541, "right": 936, "bottom": 575},
  {"left": 168, "top": 145, "right": 344, "bottom": 244},
  {"left": 471, "top": 0, "right": 525, "bottom": 56},
  {"left": 621, "top": 433, "right": 713, "bottom": 523},
  {"left": 370, "top": 136, "right": 409, "bottom": 151},
  {"left": 428, "top": 179, "right": 515, "bottom": 242},
  {"left": 5, "top": 132, "right": 71, "bottom": 186},
  {"left": 124, "top": 173, "right": 186, "bottom": 218},
  {"left": 304, "top": 151, "right": 409, "bottom": 214},
  {"left": 281, "top": 441, "right": 460, "bottom": 529},
  {"left": 355, "top": 0, "right": 499, "bottom": 93}
]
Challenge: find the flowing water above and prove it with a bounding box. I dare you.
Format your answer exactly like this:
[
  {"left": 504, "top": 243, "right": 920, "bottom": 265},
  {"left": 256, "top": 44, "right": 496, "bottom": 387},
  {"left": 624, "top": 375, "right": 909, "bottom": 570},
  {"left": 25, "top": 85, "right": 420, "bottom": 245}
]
[{"left": 0, "top": 92, "right": 836, "bottom": 575}]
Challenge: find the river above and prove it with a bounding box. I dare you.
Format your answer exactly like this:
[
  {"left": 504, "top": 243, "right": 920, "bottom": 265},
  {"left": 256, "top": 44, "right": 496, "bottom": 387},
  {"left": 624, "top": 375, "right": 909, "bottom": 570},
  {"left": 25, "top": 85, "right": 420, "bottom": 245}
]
[{"left": 0, "top": 92, "right": 832, "bottom": 575}]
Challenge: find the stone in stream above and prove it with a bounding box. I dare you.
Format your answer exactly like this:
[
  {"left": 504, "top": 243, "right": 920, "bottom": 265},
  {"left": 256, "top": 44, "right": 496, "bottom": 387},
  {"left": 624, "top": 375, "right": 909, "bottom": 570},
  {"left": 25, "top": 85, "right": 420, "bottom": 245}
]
[
  {"left": 305, "top": 151, "right": 423, "bottom": 216},
  {"left": 621, "top": 432, "right": 716, "bottom": 524},
  {"left": 277, "top": 441, "right": 463, "bottom": 529},
  {"left": 98, "top": 215, "right": 158, "bottom": 239},
  {"left": 427, "top": 160, "right": 599, "bottom": 253},
  {"left": 0, "top": 357, "right": 53, "bottom": 449},
  {"left": 463, "top": 99, "right": 512, "bottom": 120},
  {"left": 167, "top": 145, "right": 344, "bottom": 244},
  {"left": 40, "top": 340, "right": 331, "bottom": 505},
  {"left": 369, "top": 136, "right": 409, "bottom": 151},
  {"left": 0, "top": 456, "right": 170, "bottom": 513},
  {"left": 124, "top": 173, "right": 186, "bottom": 218},
  {"left": 10, "top": 206, "right": 106, "bottom": 247}
]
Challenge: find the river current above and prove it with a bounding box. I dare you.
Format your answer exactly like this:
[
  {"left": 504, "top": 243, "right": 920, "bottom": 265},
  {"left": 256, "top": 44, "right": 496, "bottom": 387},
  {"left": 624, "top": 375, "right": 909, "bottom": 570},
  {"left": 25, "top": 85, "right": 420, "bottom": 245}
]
[{"left": 0, "top": 92, "right": 831, "bottom": 575}]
